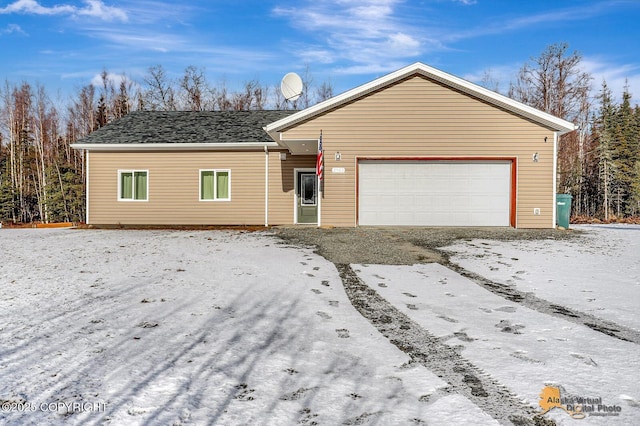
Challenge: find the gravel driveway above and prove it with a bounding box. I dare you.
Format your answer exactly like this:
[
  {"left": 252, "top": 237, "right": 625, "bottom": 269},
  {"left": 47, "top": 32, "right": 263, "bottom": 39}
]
[
  {"left": 273, "top": 226, "right": 576, "bottom": 265},
  {"left": 272, "top": 226, "right": 612, "bottom": 426},
  {"left": 274, "top": 225, "right": 637, "bottom": 341}
]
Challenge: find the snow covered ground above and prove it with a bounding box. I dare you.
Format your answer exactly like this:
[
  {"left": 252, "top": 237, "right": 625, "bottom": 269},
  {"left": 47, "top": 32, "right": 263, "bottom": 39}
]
[
  {"left": 442, "top": 224, "right": 640, "bottom": 331},
  {"left": 354, "top": 263, "right": 639, "bottom": 425},
  {"left": 437, "top": 224, "right": 638, "bottom": 424},
  {"left": 0, "top": 225, "right": 638, "bottom": 425},
  {"left": 0, "top": 229, "right": 494, "bottom": 425}
]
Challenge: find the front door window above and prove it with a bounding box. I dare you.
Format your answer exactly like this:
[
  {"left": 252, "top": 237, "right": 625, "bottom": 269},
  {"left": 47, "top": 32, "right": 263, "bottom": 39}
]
[
  {"left": 297, "top": 171, "right": 318, "bottom": 224},
  {"left": 300, "top": 173, "right": 316, "bottom": 205}
]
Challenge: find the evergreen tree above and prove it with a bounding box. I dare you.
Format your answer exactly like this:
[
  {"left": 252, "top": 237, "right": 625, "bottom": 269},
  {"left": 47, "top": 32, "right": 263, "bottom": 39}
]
[
  {"left": 0, "top": 153, "right": 17, "bottom": 222},
  {"left": 630, "top": 161, "right": 640, "bottom": 216},
  {"left": 614, "top": 85, "right": 639, "bottom": 215},
  {"left": 96, "top": 94, "right": 108, "bottom": 128},
  {"left": 114, "top": 80, "right": 132, "bottom": 118},
  {"left": 628, "top": 105, "right": 640, "bottom": 215},
  {"left": 45, "top": 162, "right": 84, "bottom": 222},
  {"left": 594, "top": 81, "right": 618, "bottom": 220}
]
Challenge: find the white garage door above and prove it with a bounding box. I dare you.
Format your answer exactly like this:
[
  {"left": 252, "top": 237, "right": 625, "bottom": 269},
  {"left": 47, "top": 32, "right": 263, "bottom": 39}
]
[{"left": 359, "top": 160, "right": 512, "bottom": 226}]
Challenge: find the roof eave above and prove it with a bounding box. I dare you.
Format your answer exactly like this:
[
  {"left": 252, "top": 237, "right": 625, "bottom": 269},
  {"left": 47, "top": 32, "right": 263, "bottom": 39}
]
[{"left": 70, "top": 142, "right": 280, "bottom": 151}]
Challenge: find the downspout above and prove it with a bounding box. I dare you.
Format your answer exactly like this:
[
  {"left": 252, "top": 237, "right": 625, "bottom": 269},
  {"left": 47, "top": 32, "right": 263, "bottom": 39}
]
[
  {"left": 552, "top": 132, "right": 558, "bottom": 228},
  {"left": 85, "top": 150, "right": 90, "bottom": 225},
  {"left": 264, "top": 145, "right": 269, "bottom": 227},
  {"left": 317, "top": 175, "right": 322, "bottom": 228},
  {"left": 317, "top": 135, "right": 322, "bottom": 228}
]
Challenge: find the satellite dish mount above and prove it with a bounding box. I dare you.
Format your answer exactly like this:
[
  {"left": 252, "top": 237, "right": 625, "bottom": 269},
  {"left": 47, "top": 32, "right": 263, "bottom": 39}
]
[{"left": 281, "top": 72, "right": 303, "bottom": 102}]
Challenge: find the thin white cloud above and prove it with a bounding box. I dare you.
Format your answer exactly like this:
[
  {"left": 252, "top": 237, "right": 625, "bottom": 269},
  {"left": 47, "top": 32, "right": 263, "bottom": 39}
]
[
  {"left": 89, "top": 71, "right": 140, "bottom": 92},
  {"left": 387, "top": 32, "right": 420, "bottom": 53},
  {"left": 273, "top": 0, "right": 428, "bottom": 75},
  {"left": 444, "top": 1, "right": 627, "bottom": 43},
  {"left": 77, "top": 0, "right": 127, "bottom": 21},
  {"left": 463, "top": 57, "right": 640, "bottom": 104},
  {"left": 333, "top": 61, "right": 409, "bottom": 76},
  {"left": 0, "top": 0, "right": 127, "bottom": 22},
  {"left": 72, "top": 2, "right": 211, "bottom": 53},
  {"left": 463, "top": 63, "right": 522, "bottom": 93},
  {"left": 114, "top": 0, "right": 192, "bottom": 25},
  {"left": 0, "top": 0, "right": 75, "bottom": 15},
  {"left": 1, "top": 23, "right": 27, "bottom": 35},
  {"left": 87, "top": 28, "right": 186, "bottom": 52},
  {"left": 297, "top": 48, "right": 336, "bottom": 65},
  {"left": 581, "top": 57, "right": 640, "bottom": 101},
  {"left": 48, "top": 1, "right": 276, "bottom": 85}
]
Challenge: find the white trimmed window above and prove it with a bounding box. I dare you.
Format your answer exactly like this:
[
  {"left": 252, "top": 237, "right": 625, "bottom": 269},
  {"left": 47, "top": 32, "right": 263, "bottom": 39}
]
[
  {"left": 200, "top": 169, "right": 231, "bottom": 201},
  {"left": 118, "top": 170, "right": 148, "bottom": 201}
]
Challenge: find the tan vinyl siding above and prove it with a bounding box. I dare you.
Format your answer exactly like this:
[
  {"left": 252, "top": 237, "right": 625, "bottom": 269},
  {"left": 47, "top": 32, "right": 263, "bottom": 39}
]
[
  {"left": 279, "top": 75, "right": 557, "bottom": 228},
  {"left": 267, "top": 151, "right": 315, "bottom": 225},
  {"left": 89, "top": 151, "right": 267, "bottom": 225}
]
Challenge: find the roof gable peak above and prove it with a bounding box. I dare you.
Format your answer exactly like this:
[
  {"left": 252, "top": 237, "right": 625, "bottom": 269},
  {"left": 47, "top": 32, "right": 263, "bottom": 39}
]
[{"left": 265, "top": 62, "right": 575, "bottom": 137}]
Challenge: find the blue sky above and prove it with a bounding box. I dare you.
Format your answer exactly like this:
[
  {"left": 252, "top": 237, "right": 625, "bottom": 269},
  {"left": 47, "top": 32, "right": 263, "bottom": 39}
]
[{"left": 1, "top": 0, "right": 639, "bottom": 104}]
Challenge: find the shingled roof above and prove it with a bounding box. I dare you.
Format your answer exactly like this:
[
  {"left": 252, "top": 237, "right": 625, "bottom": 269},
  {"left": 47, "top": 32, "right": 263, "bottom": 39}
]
[{"left": 74, "top": 110, "right": 295, "bottom": 146}]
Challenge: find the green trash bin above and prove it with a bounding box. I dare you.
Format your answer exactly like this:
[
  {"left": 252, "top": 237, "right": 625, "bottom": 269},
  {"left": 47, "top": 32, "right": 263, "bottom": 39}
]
[{"left": 556, "top": 194, "right": 572, "bottom": 229}]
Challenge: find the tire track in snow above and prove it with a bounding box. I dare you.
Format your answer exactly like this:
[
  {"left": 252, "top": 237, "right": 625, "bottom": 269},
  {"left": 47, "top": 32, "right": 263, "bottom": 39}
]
[
  {"left": 336, "top": 264, "right": 550, "bottom": 426},
  {"left": 439, "top": 255, "right": 640, "bottom": 345}
]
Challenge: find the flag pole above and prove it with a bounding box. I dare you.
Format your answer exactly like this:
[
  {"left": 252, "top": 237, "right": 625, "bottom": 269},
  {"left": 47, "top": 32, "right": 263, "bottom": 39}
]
[{"left": 317, "top": 130, "right": 323, "bottom": 228}]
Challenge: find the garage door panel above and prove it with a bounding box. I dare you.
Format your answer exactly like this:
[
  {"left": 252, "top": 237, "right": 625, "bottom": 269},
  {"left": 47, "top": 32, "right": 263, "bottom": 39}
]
[
  {"left": 359, "top": 160, "right": 511, "bottom": 226},
  {"left": 471, "top": 195, "right": 508, "bottom": 209}
]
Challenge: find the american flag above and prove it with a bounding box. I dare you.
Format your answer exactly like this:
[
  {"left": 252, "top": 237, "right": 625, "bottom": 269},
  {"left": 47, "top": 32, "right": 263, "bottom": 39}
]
[{"left": 316, "top": 131, "right": 324, "bottom": 180}]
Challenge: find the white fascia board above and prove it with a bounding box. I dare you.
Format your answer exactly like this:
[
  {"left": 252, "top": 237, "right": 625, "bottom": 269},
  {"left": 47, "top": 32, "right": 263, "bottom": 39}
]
[
  {"left": 264, "top": 62, "right": 576, "bottom": 136},
  {"left": 427, "top": 68, "right": 576, "bottom": 134},
  {"left": 70, "top": 142, "right": 280, "bottom": 151}
]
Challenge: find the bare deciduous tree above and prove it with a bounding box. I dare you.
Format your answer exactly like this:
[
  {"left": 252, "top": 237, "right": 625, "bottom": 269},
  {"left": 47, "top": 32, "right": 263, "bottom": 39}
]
[
  {"left": 509, "top": 43, "right": 593, "bottom": 215},
  {"left": 142, "top": 65, "right": 177, "bottom": 111},
  {"left": 315, "top": 79, "right": 334, "bottom": 103},
  {"left": 180, "top": 66, "right": 209, "bottom": 111},
  {"left": 480, "top": 69, "right": 500, "bottom": 93}
]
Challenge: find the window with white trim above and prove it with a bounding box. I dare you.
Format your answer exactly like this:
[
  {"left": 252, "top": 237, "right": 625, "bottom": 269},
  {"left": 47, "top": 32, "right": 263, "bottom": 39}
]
[
  {"left": 200, "top": 169, "right": 231, "bottom": 201},
  {"left": 118, "top": 170, "right": 148, "bottom": 201}
]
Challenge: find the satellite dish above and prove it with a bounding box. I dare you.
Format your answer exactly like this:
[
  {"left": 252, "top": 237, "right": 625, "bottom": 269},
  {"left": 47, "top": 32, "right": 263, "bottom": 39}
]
[{"left": 281, "top": 72, "right": 303, "bottom": 101}]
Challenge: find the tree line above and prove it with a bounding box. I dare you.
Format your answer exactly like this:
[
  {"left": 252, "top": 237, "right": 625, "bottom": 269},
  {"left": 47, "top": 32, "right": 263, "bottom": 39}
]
[
  {"left": 0, "top": 66, "right": 333, "bottom": 224},
  {"left": 504, "top": 43, "right": 640, "bottom": 219},
  {"left": 1, "top": 45, "right": 639, "bottom": 224}
]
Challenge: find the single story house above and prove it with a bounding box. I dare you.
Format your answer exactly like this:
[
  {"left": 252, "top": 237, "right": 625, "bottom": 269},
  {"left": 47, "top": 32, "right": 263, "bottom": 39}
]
[{"left": 71, "top": 62, "right": 575, "bottom": 228}]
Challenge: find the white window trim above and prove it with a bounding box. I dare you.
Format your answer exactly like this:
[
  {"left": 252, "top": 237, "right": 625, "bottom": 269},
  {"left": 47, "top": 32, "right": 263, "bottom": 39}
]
[
  {"left": 199, "top": 169, "right": 231, "bottom": 202},
  {"left": 117, "top": 169, "right": 149, "bottom": 202}
]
